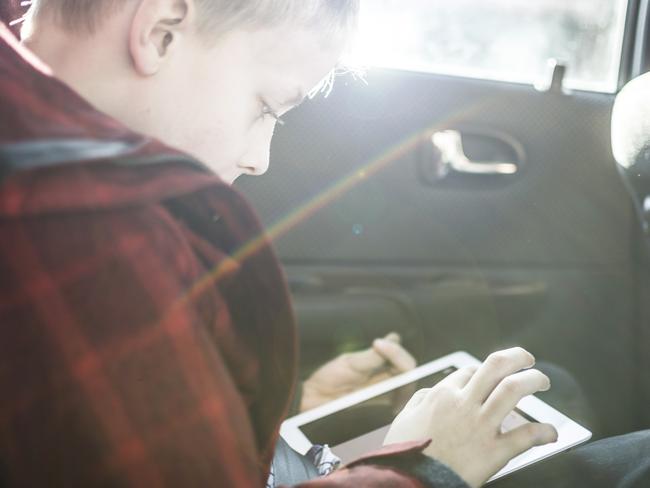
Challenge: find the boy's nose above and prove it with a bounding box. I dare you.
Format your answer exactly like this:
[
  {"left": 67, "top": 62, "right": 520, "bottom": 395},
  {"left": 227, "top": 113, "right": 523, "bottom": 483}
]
[
  {"left": 239, "top": 156, "right": 270, "bottom": 176},
  {"left": 240, "top": 122, "right": 275, "bottom": 176}
]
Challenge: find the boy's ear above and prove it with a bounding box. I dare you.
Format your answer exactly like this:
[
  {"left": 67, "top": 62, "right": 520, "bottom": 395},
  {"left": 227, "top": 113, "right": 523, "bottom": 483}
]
[{"left": 128, "top": 0, "right": 194, "bottom": 76}]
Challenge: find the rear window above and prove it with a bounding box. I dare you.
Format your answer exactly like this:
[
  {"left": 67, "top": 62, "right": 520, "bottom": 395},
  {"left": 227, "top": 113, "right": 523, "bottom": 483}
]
[{"left": 348, "top": 0, "right": 630, "bottom": 93}]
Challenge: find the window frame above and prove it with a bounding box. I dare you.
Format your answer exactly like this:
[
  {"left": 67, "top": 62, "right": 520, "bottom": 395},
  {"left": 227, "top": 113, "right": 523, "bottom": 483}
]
[
  {"left": 351, "top": 0, "right": 635, "bottom": 94},
  {"left": 620, "top": 0, "right": 650, "bottom": 86}
]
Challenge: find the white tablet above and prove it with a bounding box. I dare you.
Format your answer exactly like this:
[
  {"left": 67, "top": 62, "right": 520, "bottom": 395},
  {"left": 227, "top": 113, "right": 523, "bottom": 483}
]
[{"left": 281, "top": 351, "right": 592, "bottom": 483}]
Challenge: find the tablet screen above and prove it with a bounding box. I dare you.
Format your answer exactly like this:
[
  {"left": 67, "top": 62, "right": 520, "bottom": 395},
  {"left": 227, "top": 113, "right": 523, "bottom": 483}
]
[{"left": 299, "top": 366, "right": 537, "bottom": 463}]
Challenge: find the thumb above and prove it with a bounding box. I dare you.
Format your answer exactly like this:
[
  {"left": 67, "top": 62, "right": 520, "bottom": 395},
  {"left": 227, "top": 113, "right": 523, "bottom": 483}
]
[
  {"left": 345, "top": 333, "right": 408, "bottom": 374},
  {"left": 373, "top": 336, "right": 417, "bottom": 372},
  {"left": 346, "top": 346, "right": 386, "bottom": 374}
]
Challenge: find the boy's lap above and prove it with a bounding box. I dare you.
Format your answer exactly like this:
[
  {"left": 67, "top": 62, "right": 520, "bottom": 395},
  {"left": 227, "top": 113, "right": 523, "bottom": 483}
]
[
  {"left": 493, "top": 363, "right": 650, "bottom": 488},
  {"left": 492, "top": 430, "right": 650, "bottom": 488}
]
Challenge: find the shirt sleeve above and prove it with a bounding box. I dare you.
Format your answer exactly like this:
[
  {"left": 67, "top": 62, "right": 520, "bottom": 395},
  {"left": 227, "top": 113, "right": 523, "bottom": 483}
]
[
  {"left": 1, "top": 207, "right": 265, "bottom": 486},
  {"left": 0, "top": 203, "right": 469, "bottom": 488},
  {"left": 288, "top": 442, "right": 470, "bottom": 488}
]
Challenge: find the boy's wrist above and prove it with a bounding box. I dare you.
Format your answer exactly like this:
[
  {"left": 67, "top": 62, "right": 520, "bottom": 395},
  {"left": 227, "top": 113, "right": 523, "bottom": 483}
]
[{"left": 356, "top": 452, "right": 471, "bottom": 488}]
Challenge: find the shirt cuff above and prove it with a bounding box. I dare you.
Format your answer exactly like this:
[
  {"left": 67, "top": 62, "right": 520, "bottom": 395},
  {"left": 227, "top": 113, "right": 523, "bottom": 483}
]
[{"left": 347, "top": 441, "right": 470, "bottom": 488}]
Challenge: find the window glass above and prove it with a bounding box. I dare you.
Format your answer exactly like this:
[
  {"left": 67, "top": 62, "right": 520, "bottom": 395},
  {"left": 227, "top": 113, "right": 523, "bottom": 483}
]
[{"left": 348, "top": 0, "right": 630, "bottom": 93}]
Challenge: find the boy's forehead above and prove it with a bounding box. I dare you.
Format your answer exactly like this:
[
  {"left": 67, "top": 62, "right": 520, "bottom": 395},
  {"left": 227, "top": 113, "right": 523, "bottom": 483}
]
[{"left": 246, "top": 27, "right": 345, "bottom": 93}]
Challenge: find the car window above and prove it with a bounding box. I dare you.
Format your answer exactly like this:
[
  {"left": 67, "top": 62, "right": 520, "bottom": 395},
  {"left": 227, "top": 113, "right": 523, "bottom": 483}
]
[{"left": 347, "top": 0, "right": 630, "bottom": 93}]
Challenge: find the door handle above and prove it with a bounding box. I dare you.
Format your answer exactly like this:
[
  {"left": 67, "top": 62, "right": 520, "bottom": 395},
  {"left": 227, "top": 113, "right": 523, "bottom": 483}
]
[{"left": 431, "top": 130, "right": 519, "bottom": 176}]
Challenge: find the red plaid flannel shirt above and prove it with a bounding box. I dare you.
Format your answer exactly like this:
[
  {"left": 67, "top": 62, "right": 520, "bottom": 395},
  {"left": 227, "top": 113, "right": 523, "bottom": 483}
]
[{"left": 0, "top": 22, "right": 439, "bottom": 487}]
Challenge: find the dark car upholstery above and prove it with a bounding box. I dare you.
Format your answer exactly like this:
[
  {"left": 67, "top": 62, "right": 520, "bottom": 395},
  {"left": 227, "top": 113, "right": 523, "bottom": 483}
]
[{"left": 612, "top": 71, "right": 650, "bottom": 427}]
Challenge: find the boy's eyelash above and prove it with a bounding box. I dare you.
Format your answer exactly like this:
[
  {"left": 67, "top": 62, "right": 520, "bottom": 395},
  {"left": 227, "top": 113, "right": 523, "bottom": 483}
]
[{"left": 261, "top": 103, "right": 286, "bottom": 126}]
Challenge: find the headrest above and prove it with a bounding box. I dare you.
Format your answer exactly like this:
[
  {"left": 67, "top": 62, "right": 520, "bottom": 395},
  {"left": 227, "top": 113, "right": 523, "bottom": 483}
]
[{"left": 612, "top": 72, "right": 650, "bottom": 172}]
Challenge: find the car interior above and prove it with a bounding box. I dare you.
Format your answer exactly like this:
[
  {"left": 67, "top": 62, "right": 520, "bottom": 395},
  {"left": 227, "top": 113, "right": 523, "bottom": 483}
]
[
  {"left": 236, "top": 0, "right": 650, "bottom": 442},
  {"left": 1, "top": 0, "right": 649, "bottom": 481}
]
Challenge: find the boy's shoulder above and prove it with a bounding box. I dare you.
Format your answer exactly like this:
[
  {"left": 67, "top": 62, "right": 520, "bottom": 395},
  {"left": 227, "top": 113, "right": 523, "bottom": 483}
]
[{"left": 0, "top": 139, "right": 227, "bottom": 218}]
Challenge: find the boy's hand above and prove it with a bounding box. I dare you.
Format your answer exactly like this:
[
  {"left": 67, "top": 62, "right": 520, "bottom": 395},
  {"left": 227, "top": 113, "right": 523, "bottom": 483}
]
[
  {"left": 383, "top": 347, "right": 558, "bottom": 488},
  {"left": 300, "top": 332, "right": 416, "bottom": 412}
]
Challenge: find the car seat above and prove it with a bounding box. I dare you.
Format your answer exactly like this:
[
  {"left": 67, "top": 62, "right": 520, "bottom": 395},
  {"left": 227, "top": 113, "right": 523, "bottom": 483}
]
[{"left": 611, "top": 71, "right": 650, "bottom": 427}]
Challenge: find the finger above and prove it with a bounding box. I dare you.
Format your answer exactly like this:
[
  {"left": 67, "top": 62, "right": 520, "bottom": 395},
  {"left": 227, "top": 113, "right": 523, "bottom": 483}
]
[
  {"left": 465, "top": 347, "right": 536, "bottom": 403},
  {"left": 482, "top": 369, "right": 550, "bottom": 423},
  {"left": 345, "top": 347, "right": 386, "bottom": 374},
  {"left": 499, "top": 422, "right": 558, "bottom": 463},
  {"left": 373, "top": 338, "right": 417, "bottom": 373},
  {"left": 345, "top": 333, "right": 404, "bottom": 374},
  {"left": 384, "top": 332, "right": 401, "bottom": 343},
  {"left": 442, "top": 365, "right": 479, "bottom": 389}
]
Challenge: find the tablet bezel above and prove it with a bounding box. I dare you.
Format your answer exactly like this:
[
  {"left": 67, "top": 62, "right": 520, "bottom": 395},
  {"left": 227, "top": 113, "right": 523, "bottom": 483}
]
[{"left": 281, "top": 351, "right": 592, "bottom": 482}]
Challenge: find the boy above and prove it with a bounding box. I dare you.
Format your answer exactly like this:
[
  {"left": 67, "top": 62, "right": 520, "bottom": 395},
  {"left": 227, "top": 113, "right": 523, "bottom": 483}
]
[{"left": 0, "top": 1, "right": 561, "bottom": 486}]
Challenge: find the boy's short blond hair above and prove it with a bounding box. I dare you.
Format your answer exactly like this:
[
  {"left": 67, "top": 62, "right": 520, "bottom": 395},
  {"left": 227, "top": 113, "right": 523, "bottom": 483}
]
[{"left": 28, "top": 0, "right": 360, "bottom": 42}]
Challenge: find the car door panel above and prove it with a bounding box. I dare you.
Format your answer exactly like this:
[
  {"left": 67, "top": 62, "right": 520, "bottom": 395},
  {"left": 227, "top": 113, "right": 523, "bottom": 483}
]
[
  {"left": 239, "top": 63, "right": 640, "bottom": 437},
  {"left": 280, "top": 262, "right": 636, "bottom": 438}
]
